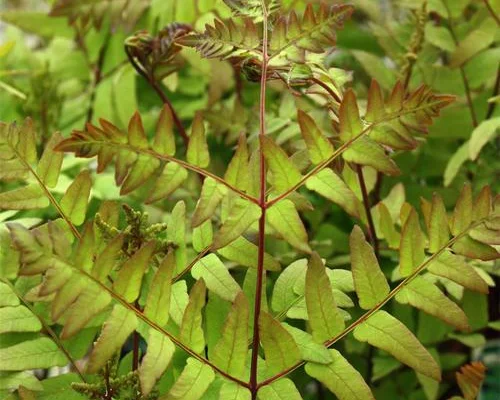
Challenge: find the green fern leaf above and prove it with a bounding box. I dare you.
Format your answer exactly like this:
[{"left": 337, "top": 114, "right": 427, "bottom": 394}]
[
  {"left": 187, "top": 112, "right": 210, "bottom": 168},
  {"left": 191, "top": 254, "right": 241, "bottom": 302},
  {"left": 60, "top": 170, "right": 91, "bottom": 226},
  {"left": 192, "top": 177, "right": 228, "bottom": 227},
  {"left": 428, "top": 251, "right": 489, "bottom": 294},
  {"left": 305, "top": 349, "right": 374, "bottom": 400},
  {"left": 144, "top": 250, "right": 175, "bottom": 326},
  {"left": 305, "top": 253, "right": 344, "bottom": 342},
  {"left": 212, "top": 291, "right": 249, "bottom": 379},
  {"left": 179, "top": 279, "right": 206, "bottom": 354},
  {"left": 139, "top": 329, "right": 175, "bottom": 396},
  {"left": 212, "top": 198, "right": 261, "bottom": 250},
  {"left": 267, "top": 199, "right": 311, "bottom": 253},
  {"left": 262, "top": 136, "right": 302, "bottom": 193},
  {"left": 161, "top": 357, "right": 215, "bottom": 400},
  {"left": 259, "top": 311, "right": 301, "bottom": 375},
  {"left": 217, "top": 236, "right": 281, "bottom": 271},
  {"left": 399, "top": 207, "right": 425, "bottom": 277},
  {"left": 350, "top": 225, "right": 390, "bottom": 309},
  {"left": 0, "top": 306, "right": 41, "bottom": 334},
  {"left": 0, "top": 338, "right": 67, "bottom": 371},
  {"left": 86, "top": 304, "right": 137, "bottom": 373},
  {"left": 220, "top": 382, "right": 251, "bottom": 400},
  {"left": 353, "top": 310, "right": 441, "bottom": 381},
  {"left": 257, "top": 378, "right": 303, "bottom": 400},
  {"left": 113, "top": 241, "right": 156, "bottom": 303},
  {"left": 305, "top": 168, "right": 361, "bottom": 218},
  {"left": 395, "top": 276, "right": 469, "bottom": 331},
  {"left": 297, "top": 110, "right": 334, "bottom": 164}
]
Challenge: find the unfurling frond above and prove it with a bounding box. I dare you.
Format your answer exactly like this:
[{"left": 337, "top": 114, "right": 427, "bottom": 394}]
[{"left": 180, "top": 3, "right": 354, "bottom": 77}]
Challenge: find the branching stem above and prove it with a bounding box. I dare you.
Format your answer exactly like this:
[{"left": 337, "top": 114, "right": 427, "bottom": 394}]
[{"left": 250, "top": 4, "right": 269, "bottom": 399}]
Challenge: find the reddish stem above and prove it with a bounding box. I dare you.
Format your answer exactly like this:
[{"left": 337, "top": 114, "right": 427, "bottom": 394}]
[{"left": 249, "top": 5, "right": 269, "bottom": 399}]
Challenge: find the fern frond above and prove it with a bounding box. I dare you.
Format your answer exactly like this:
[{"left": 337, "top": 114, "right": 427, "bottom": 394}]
[
  {"left": 179, "top": 18, "right": 262, "bottom": 62},
  {"left": 55, "top": 109, "right": 259, "bottom": 205},
  {"left": 268, "top": 3, "right": 354, "bottom": 67}
]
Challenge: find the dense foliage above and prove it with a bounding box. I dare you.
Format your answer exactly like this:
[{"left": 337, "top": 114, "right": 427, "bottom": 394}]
[{"left": 0, "top": 0, "right": 499, "bottom": 399}]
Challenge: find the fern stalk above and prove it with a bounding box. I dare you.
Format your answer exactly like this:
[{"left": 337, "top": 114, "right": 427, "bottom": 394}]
[{"left": 250, "top": 2, "right": 270, "bottom": 398}]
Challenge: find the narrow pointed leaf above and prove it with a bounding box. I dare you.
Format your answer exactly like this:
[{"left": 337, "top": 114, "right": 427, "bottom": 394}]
[
  {"left": 305, "top": 349, "right": 374, "bottom": 400},
  {"left": 395, "top": 276, "right": 469, "bottom": 331},
  {"left": 113, "top": 241, "right": 156, "bottom": 303},
  {"left": 262, "top": 136, "right": 302, "bottom": 193},
  {"left": 451, "top": 184, "right": 473, "bottom": 235},
  {"left": 86, "top": 304, "right": 138, "bottom": 373},
  {"left": 179, "top": 279, "right": 206, "bottom": 354},
  {"left": 147, "top": 163, "right": 188, "bottom": 203},
  {"left": 271, "top": 259, "right": 307, "bottom": 313},
  {"left": 144, "top": 251, "right": 175, "bottom": 326},
  {"left": 191, "top": 254, "right": 240, "bottom": 302},
  {"left": 161, "top": 358, "right": 215, "bottom": 400},
  {"left": 400, "top": 208, "right": 425, "bottom": 277},
  {"left": 306, "top": 253, "right": 344, "bottom": 342},
  {"left": 192, "top": 220, "right": 213, "bottom": 252},
  {"left": 187, "top": 112, "right": 210, "bottom": 168},
  {"left": 169, "top": 281, "right": 189, "bottom": 326},
  {"left": 267, "top": 199, "right": 311, "bottom": 253},
  {"left": 306, "top": 169, "right": 360, "bottom": 218},
  {"left": 297, "top": 110, "right": 334, "bottom": 164},
  {"left": 192, "top": 177, "right": 228, "bottom": 227},
  {"left": 428, "top": 194, "right": 450, "bottom": 253},
  {"left": 60, "top": 170, "right": 91, "bottom": 225},
  {"left": 220, "top": 382, "right": 251, "bottom": 400},
  {"left": 36, "top": 133, "right": 64, "bottom": 188},
  {"left": 224, "top": 133, "right": 250, "bottom": 189},
  {"left": 61, "top": 281, "right": 111, "bottom": 339},
  {"left": 217, "top": 236, "right": 281, "bottom": 271},
  {"left": 0, "top": 306, "right": 41, "bottom": 333},
  {"left": 154, "top": 105, "right": 176, "bottom": 156},
  {"left": 339, "top": 89, "right": 363, "bottom": 141},
  {"left": 350, "top": 225, "right": 389, "bottom": 309},
  {"left": 120, "top": 154, "right": 161, "bottom": 195},
  {"left": 0, "top": 184, "right": 49, "bottom": 210},
  {"left": 0, "top": 338, "right": 67, "bottom": 370},
  {"left": 343, "top": 137, "right": 400, "bottom": 176},
  {"left": 428, "top": 251, "right": 488, "bottom": 294},
  {"left": 212, "top": 291, "right": 249, "bottom": 379},
  {"left": 259, "top": 312, "right": 301, "bottom": 375},
  {"left": 283, "top": 323, "right": 333, "bottom": 364},
  {"left": 128, "top": 111, "right": 149, "bottom": 149},
  {"left": 353, "top": 310, "right": 441, "bottom": 380},
  {"left": 212, "top": 198, "right": 261, "bottom": 249},
  {"left": 257, "top": 378, "right": 303, "bottom": 400},
  {"left": 139, "top": 329, "right": 175, "bottom": 395}
]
